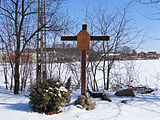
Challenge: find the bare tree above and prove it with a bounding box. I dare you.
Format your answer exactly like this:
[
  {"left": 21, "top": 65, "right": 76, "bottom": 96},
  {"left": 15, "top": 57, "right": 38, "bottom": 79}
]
[
  {"left": 84, "top": 2, "right": 139, "bottom": 91},
  {"left": 0, "top": 0, "right": 69, "bottom": 94},
  {"left": 0, "top": 27, "right": 15, "bottom": 91},
  {"left": 1, "top": 46, "right": 8, "bottom": 89},
  {"left": 110, "top": 60, "right": 140, "bottom": 90}
]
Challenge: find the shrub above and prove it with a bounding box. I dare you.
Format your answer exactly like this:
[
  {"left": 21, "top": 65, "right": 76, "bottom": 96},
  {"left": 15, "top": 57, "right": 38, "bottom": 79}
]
[{"left": 29, "top": 79, "right": 69, "bottom": 114}]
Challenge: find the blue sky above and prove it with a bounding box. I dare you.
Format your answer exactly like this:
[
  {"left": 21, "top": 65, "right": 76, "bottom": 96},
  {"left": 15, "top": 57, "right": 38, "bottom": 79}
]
[{"left": 64, "top": 0, "right": 160, "bottom": 53}]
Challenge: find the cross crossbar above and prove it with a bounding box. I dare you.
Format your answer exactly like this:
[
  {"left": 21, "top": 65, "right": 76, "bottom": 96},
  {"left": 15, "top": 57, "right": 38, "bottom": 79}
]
[
  {"left": 61, "top": 36, "right": 77, "bottom": 41},
  {"left": 90, "top": 36, "right": 110, "bottom": 41},
  {"left": 61, "top": 36, "right": 110, "bottom": 41}
]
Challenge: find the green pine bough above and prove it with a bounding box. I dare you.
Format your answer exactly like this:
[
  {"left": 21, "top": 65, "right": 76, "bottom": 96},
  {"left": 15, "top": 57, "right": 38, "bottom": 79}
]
[{"left": 29, "top": 79, "right": 70, "bottom": 114}]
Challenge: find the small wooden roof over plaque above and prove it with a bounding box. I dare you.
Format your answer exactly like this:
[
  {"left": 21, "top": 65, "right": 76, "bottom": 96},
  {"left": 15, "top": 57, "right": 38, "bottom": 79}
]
[{"left": 77, "top": 30, "right": 91, "bottom": 50}]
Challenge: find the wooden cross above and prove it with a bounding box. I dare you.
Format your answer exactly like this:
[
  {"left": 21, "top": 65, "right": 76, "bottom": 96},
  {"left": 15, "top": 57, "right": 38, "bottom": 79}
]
[{"left": 61, "top": 24, "right": 110, "bottom": 95}]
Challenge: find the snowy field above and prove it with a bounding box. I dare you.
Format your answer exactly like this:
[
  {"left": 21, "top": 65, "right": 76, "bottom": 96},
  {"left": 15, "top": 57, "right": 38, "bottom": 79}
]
[
  {"left": 0, "top": 60, "right": 160, "bottom": 120},
  {"left": 110, "top": 59, "right": 160, "bottom": 89}
]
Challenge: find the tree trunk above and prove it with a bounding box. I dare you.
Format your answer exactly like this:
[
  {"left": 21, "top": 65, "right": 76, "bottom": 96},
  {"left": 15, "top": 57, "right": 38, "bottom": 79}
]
[
  {"left": 14, "top": 51, "right": 20, "bottom": 94},
  {"left": 106, "top": 68, "right": 110, "bottom": 90},
  {"left": 106, "top": 41, "right": 110, "bottom": 90},
  {"left": 10, "top": 64, "right": 14, "bottom": 92}
]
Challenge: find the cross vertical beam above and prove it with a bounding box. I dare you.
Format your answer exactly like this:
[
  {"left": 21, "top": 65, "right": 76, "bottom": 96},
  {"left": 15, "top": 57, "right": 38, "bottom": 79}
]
[
  {"left": 81, "top": 50, "right": 87, "bottom": 95},
  {"left": 81, "top": 24, "right": 87, "bottom": 95}
]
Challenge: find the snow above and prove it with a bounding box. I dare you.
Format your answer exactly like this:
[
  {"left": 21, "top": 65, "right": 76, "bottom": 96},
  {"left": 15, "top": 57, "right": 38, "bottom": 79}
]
[
  {"left": 59, "top": 86, "right": 68, "bottom": 92},
  {"left": 0, "top": 60, "right": 160, "bottom": 120},
  {"left": 0, "top": 88, "right": 160, "bottom": 120}
]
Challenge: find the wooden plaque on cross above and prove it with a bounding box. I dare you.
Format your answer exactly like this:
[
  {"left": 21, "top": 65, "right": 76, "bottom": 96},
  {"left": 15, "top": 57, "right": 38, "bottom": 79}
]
[{"left": 61, "top": 24, "right": 110, "bottom": 95}]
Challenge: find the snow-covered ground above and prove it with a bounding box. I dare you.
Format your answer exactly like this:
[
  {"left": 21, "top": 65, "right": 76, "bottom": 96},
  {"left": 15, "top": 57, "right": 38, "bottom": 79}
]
[
  {"left": 0, "top": 59, "right": 160, "bottom": 120},
  {"left": 0, "top": 88, "right": 160, "bottom": 120}
]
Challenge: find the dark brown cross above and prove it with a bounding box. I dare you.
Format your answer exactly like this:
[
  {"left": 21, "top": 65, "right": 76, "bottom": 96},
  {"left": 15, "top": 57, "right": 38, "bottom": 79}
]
[{"left": 61, "top": 24, "right": 110, "bottom": 95}]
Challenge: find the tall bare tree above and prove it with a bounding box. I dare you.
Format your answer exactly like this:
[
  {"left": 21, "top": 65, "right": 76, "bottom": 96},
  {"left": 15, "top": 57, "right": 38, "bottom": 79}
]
[
  {"left": 84, "top": 2, "right": 139, "bottom": 91},
  {"left": 0, "top": 0, "right": 69, "bottom": 94}
]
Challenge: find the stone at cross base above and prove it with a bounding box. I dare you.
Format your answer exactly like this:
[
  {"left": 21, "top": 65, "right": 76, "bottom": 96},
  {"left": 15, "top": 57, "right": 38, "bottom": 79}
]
[{"left": 75, "top": 95, "right": 96, "bottom": 111}]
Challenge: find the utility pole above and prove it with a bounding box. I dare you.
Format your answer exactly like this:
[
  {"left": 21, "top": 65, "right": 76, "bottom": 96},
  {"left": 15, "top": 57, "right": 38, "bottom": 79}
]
[{"left": 36, "top": 0, "right": 47, "bottom": 82}]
